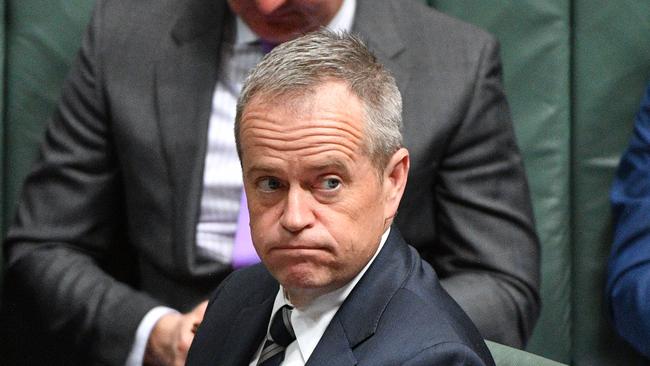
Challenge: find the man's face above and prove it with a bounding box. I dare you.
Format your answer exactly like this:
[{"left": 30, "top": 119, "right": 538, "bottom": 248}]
[
  {"left": 227, "top": 0, "right": 344, "bottom": 43},
  {"left": 239, "top": 81, "right": 408, "bottom": 303}
]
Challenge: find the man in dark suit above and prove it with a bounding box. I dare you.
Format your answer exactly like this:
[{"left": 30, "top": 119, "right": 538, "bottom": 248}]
[
  {"left": 2, "top": 0, "right": 538, "bottom": 364},
  {"left": 187, "top": 30, "right": 495, "bottom": 366}
]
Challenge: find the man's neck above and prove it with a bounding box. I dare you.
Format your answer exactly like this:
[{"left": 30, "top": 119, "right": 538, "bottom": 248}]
[{"left": 284, "top": 284, "right": 342, "bottom": 309}]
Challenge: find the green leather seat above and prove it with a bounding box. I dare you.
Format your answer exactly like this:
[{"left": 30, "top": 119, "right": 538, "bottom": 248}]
[
  {"left": 487, "top": 341, "right": 567, "bottom": 366},
  {"left": 2, "top": 0, "right": 650, "bottom": 364},
  {"left": 426, "top": 0, "right": 650, "bottom": 364}
]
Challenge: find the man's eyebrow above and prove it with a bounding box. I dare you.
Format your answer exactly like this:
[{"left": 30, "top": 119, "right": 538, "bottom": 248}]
[
  {"left": 245, "top": 164, "right": 278, "bottom": 176},
  {"left": 305, "top": 159, "right": 351, "bottom": 175}
]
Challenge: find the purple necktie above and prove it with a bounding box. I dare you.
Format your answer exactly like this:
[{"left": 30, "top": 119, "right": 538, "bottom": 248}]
[
  {"left": 232, "top": 39, "right": 278, "bottom": 268},
  {"left": 260, "top": 39, "right": 278, "bottom": 54},
  {"left": 232, "top": 191, "right": 260, "bottom": 268}
]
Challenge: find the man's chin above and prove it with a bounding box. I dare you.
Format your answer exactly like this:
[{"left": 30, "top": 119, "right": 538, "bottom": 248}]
[
  {"left": 280, "top": 274, "right": 340, "bottom": 308},
  {"left": 274, "top": 263, "right": 327, "bottom": 287},
  {"left": 252, "top": 24, "right": 313, "bottom": 44}
]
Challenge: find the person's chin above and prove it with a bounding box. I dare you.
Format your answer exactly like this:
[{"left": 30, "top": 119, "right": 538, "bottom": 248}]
[
  {"left": 273, "top": 262, "right": 330, "bottom": 289},
  {"left": 257, "top": 23, "right": 318, "bottom": 43}
]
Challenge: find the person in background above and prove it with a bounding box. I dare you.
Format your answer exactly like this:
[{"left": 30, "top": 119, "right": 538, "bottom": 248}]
[
  {"left": 1, "top": 0, "right": 539, "bottom": 365},
  {"left": 187, "top": 29, "right": 494, "bottom": 366},
  {"left": 607, "top": 80, "right": 650, "bottom": 358}
]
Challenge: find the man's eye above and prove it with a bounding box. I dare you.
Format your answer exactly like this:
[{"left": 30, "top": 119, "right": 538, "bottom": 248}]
[
  {"left": 257, "top": 177, "right": 282, "bottom": 192},
  {"left": 319, "top": 178, "right": 341, "bottom": 190}
]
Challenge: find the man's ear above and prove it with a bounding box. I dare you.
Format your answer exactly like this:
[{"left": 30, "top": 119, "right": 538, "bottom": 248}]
[{"left": 383, "top": 148, "right": 409, "bottom": 222}]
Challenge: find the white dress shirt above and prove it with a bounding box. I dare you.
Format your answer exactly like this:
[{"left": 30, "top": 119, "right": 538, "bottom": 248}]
[
  {"left": 249, "top": 227, "right": 388, "bottom": 366},
  {"left": 126, "top": 0, "right": 356, "bottom": 364}
]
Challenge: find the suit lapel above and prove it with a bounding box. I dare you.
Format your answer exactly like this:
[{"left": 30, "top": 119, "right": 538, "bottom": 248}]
[
  {"left": 307, "top": 228, "right": 412, "bottom": 365},
  {"left": 353, "top": 0, "right": 410, "bottom": 93},
  {"left": 219, "top": 297, "right": 275, "bottom": 366},
  {"left": 154, "top": 0, "right": 230, "bottom": 271}
]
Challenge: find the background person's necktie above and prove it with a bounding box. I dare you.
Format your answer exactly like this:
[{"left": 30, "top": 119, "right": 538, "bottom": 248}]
[
  {"left": 260, "top": 39, "right": 278, "bottom": 54},
  {"left": 258, "top": 305, "right": 296, "bottom": 366},
  {"left": 232, "top": 191, "right": 260, "bottom": 268}
]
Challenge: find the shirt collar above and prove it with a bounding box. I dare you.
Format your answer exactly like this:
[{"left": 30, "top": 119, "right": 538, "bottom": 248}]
[
  {"left": 268, "top": 226, "right": 390, "bottom": 362},
  {"left": 234, "top": 0, "right": 357, "bottom": 46},
  {"left": 327, "top": 0, "right": 356, "bottom": 33},
  {"left": 234, "top": 16, "right": 258, "bottom": 46}
]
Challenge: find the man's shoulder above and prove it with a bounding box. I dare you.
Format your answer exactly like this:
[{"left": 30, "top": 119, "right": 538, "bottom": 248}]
[
  {"left": 393, "top": 253, "right": 482, "bottom": 340},
  {"left": 355, "top": 0, "right": 498, "bottom": 82},
  {"left": 353, "top": 232, "right": 487, "bottom": 347},
  {"left": 364, "top": 0, "right": 496, "bottom": 46},
  {"left": 95, "top": 0, "right": 180, "bottom": 28},
  {"left": 92, "top": 0, "right": 222, "bottom": 45},
  {"left": 368, "top": 243, "right": 493, "bottom": 363},
  {"left": 210, "top": 264, "right": 277, "bottom": 306},
  {"left": 385, "top": 260, "right": 491, "bottom": 364}
]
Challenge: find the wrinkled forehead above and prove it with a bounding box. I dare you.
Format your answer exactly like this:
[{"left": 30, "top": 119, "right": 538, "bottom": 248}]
[
  {"left": 239, "top": 82, "right": 368, "bottom": 161},
  {"left": 241, "top": 81, "right": 365, "bottom": 126}
]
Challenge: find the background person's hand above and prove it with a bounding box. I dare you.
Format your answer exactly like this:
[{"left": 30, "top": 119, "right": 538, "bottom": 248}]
[{"left": 144, "top": 301, "right": 208, "bottom": 366}]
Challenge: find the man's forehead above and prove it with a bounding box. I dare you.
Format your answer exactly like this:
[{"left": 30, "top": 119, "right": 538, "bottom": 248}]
[
  {"left": 239, "top": 81, "right": 369, "bottom": 167},
  {"left": 241, "top": 82, "right": 363, "bottom": 131},
  {"left": 246, "top": 154, "right": 355, "bottom": 175}
]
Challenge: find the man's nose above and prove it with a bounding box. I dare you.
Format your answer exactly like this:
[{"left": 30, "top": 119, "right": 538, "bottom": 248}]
[
  {"left": 280, "top": 186, "right": 315, "bottom": 233},
  {"left": 255, "top": 0, "right": 289, "bottom": 15}
]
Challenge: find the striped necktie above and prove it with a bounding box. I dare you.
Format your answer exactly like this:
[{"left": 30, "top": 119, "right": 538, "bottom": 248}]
[{"left": 257, "top": 305, "right": 296, "bottom": 366}]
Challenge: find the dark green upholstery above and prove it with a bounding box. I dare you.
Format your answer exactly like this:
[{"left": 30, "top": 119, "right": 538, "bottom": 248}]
[
  {"left": 2, "top": 0, "right": 650, "bottom": 364},
  {"left": 486, "top": 341, "right": 567, "bottom": 366},
  {"left": 571, "top": 1, "right": 650, "bottom": 365},
  {"left": 426, "top": 0, "right": 650, "bottom": 364},
  {"left": 2, "top": 0, "right": 95, "bottom": 237}
]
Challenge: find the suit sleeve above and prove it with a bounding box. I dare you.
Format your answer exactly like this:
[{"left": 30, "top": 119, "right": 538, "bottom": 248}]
[
  {"left": 3, "top": 2, "right": 161, "bottom": 365},
  {"left": 435, "top": 37, "right": 540, "bottom": 348},
  {"left": 606, "top": 82, "right": 650, "bottom": 358}
]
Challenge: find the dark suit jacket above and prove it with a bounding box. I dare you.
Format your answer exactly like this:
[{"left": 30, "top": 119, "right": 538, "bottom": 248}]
[
  {"left": 186, "top": 228, "right": 495, "bottom": 366},
  {"left": 2, "top": 0, "right": 539, "bottom": 364}
]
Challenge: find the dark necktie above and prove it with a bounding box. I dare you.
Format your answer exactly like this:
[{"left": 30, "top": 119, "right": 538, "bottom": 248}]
[{"left": 257, "top": 305, "right": 296, "bottom": 366}]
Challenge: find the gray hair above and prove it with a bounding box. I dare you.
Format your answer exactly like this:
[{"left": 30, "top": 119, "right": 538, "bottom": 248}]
[{"left": 235, "top": 29, "right": 403, "bottom": 170}]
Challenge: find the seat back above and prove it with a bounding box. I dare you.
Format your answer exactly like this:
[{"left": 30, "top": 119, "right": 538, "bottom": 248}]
[
  {"left": 2, "top": 0, "right": 96, "bottom": 237},
  {"left": 486, "top": 340, "right": 568, "bottom": 366},
  {"left": 571, "top": 1, "right": 650, "bottom": 364},
  {"left": 427, "top": 0, "right": 650, "bottom": 364}
]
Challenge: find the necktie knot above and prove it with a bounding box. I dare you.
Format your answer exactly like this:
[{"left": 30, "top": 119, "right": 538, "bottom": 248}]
[
  {"left": 270, "top": 305, "right": 295, "bottom": 347},
  {"left": 259, "top": 39, "right": 278, "bottom": 54}
]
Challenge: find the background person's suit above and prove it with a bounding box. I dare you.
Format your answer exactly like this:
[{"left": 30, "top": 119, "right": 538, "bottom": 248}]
[
  {"left": 1, "top": 0, "right": 539, "bottom": 364},
  {"left": 186, "top": 228, "right": 496, "bottom": 366}
]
